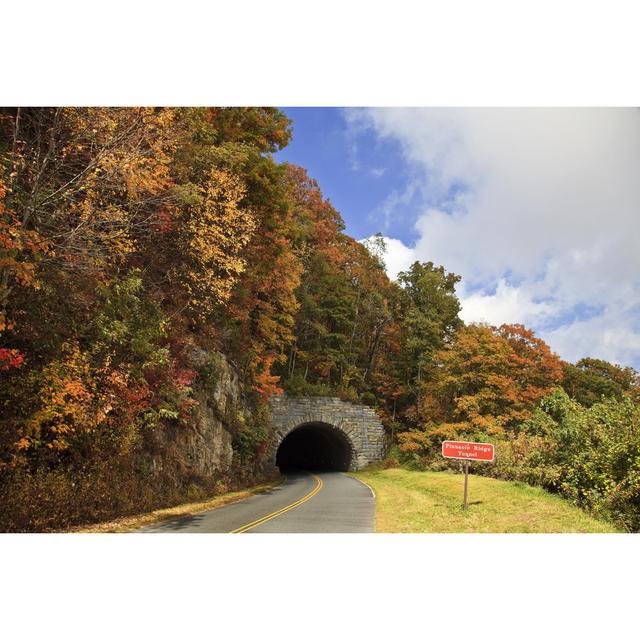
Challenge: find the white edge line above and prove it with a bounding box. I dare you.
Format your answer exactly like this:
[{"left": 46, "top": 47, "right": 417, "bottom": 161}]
[{"left": 346, "top": 473, "right": 376, "bottom": 499}]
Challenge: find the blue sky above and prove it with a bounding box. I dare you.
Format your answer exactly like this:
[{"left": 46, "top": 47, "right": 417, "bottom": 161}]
[
  {"left": 275, "top": 107, "right": 421, "bottom": 245},
  {"left": 274, "top": 108, "right": 640, "bottom": 370}
]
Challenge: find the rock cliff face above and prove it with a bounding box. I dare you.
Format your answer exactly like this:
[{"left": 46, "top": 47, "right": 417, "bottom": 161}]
[
  {"left": 148, "top": 350, "right": 249, "bottom": 484},
  {"left": 180, "top": 350, "right": 240, "bottom": 476},
  {"left": 178, "top": 387, "right": 235, "bottom": 477}
]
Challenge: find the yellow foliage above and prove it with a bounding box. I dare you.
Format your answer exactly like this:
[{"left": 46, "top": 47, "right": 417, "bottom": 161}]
[
  {"left": 25, "top": 344, "right": 99, "bottom": 451},
  {"left": 39, "top": 108, "right": 179, "bottom": 272},
  {"left": 181, "top": 167, "right": 256, "bottom": 318}
]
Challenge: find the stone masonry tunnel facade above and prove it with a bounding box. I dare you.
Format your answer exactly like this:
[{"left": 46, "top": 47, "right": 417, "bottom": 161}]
[{"left": 268, "top": 396, "right": 387, "bottom": 471}]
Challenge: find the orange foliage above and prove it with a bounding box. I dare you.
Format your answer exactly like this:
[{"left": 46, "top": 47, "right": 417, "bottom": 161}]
[
  {"left": 0, "top": 177, "right": 51, "bottom": 333},
  {"left": 427, "top": 323, "right": 563, "bottom": 434},
  {"left": 22, "top": 344, "right": 98, "bottom": 452}
]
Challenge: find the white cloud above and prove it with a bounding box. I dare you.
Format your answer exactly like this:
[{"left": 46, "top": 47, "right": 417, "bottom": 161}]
[
  {"left": 542, "top": 307, "right": 640, "bottom": 367},
  {"left": 361, "top": 235, "right": 417, "bottom": 280},
  {"left": 350, "top": 108, "right": 640, "bottom": 367},
  {"left": 459, "top": 279, "right": 553, "bottom": 327}
]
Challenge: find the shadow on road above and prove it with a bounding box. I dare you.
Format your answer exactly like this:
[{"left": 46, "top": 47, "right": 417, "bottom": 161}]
[{"left": 140, "top": 479, "right": 295, "bottom": 532}]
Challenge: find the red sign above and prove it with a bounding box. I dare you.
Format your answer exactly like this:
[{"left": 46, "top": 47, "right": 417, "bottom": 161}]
[{"left": 442, "top": 440, "right": 495, "bottom": 462}]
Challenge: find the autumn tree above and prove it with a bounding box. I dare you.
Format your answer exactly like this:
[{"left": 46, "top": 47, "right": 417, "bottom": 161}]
[
  {"left": 1, "top": 108, "right": 178, "bottom": 275},
  {"left": 274, "top": 167, "right": 399, "bottom": 406},
  {"left": 0, "top": 107, "right": 293, "bottom": 473},
  {"left": 379, "top": 261, "right": 462, "bottom": 430},
  {"left": 185, "top": 110, "right": 302, "bottom": 398},
  {"left": 0, "top": 176, "right": 50, "bottom": 350},
  {"left": 399, "top": 323, "right": 563, "bottom": 456},
  {"left": 173, "top": 167, "right": 256, "bottom": 321}
]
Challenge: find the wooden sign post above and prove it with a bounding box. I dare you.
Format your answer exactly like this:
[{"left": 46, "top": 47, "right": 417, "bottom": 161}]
[
  {"left": 441, "top": 440, "right": 495, "bottom": 510},
  {"left": 463, "top": 460, "right": 470, "bottom": 510}
]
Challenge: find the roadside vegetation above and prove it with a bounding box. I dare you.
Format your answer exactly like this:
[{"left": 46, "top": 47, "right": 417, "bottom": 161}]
[
  {"left": 395, "top": 383, "right": 640, "bottom": 533},
  {"left": 72, "top": 479, "right": 281, "bottom": 533},
  {"left": 352, "top": 466, "right": 620, "bottom": 533}
]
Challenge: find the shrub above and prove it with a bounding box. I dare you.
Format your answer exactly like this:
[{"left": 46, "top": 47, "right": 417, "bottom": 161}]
[{"left": 391, "top": 387, "right": 640, "bottom": 531}]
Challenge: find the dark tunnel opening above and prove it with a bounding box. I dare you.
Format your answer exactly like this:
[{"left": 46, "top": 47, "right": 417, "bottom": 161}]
[{"left": 276, "top": 422, "right": 352, "bottom": 472}]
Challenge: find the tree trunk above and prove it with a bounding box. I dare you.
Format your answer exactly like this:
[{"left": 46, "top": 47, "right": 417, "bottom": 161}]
[{"left": 365, "top": 320, "right": 386, "bottom": 381}]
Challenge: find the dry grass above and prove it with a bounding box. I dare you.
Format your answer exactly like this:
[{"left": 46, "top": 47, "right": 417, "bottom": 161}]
[
  {"left": 70, "top": 479, "right": 283, "bottom": 533},
  {"left": 351, "top": 466, "right": 620, "bottom": 533}
]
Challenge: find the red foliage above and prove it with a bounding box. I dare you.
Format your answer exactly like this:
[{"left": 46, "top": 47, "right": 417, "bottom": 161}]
[
  {"left": 175, "top": 368, "right": 197, "bottom": 387},
  {"left": 153, "top": 209, "right": 175, "bottom": 233},
  {"left": 0, "top": 348, "right": 24, "bottom": 371}
]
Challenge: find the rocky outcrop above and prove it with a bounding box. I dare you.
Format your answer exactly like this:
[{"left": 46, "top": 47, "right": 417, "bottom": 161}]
[
  {"left": 176, "top": 390, "right": 235, "bottom": 476},
  {"left": 148, "top": 350, "right": 245, "bottom": 481}
]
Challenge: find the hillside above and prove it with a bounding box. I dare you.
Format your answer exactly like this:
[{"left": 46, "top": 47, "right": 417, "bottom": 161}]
[{"left": 352, "top": 467, "right": 619, "bottom": 533}]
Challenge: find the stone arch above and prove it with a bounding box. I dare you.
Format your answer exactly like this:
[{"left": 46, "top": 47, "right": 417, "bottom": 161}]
[
  {"left": 275, "top": 421, "right": 356, "bottom": 471},
  {"left": 268, "top": 396, "right": 386, "bottom": 471}
]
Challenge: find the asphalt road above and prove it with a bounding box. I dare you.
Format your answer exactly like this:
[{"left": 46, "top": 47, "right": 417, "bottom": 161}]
[{"left": 141, "top": 471, "right": 375, "bottom": 533}]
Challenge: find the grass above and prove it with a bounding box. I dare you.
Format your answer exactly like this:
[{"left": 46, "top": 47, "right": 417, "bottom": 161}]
[
  {"left": 350, "top": 466, "right": 620, "bottom": 533},
  {"left": 71, "top": 479, "right": 283, "bottom": 533}
]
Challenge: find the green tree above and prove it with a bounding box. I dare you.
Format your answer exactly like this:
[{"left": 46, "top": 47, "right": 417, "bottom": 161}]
[
  {"left": 394, "top": 261, "right": 462, "bottom": 423},
  {"left": 562, "top": 357, "right": 638, "bottom": 407}
]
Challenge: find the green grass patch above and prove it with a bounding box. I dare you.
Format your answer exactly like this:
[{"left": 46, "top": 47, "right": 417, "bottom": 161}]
[{"left": 350, "top": 466, "right": 620, "bottom": 533}]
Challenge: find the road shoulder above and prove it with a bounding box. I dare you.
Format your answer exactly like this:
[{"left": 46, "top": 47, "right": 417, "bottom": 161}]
[{"left": 69, "top": 478, "right": 283, "bottom": 533}]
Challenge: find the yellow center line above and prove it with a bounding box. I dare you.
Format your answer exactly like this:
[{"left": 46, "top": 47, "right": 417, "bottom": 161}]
[{"left": 230, "top": 473, "right": 323, "bottom": 533}]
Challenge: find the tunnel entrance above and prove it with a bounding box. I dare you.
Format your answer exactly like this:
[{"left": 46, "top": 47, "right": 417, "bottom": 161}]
[{"left": 276, "top": 422, "right": 353, "bottom": 472}]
